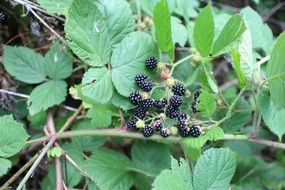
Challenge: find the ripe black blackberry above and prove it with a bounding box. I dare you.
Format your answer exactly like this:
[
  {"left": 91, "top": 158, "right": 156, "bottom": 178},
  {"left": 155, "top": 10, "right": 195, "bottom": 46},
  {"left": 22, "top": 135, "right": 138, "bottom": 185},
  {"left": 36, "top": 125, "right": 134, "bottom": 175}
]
[
  {"left": 165, "top": 105, "right": 180, "bottom": 119},
  {"left": 189, "top": 125, "right": 201, "bottom": 137},
  {"left": 142, "top": 125, "right": 154, "bottom": 137},
  {"left": 172, "top": 82, "right": 186, "bottom": 96},
  {"left": 135, "top": 74, "right": 148, "bottom": 85},
  {"left": 129, "top": 91, "right": 142, "bottom": 105},
  {"left": 0, "top": 12, "right": 6, "bottom": 22},
  {"left": 178, "top": 112, "right": 188, "bottom": 122},
  {"left": 176, "top": 120, "right": 186, "bottom": 130},
  {"left": 191, "top": 101, "right": 199, "bottom": 113},
  {"left": 142, "top": 99, "right": 154, "bottom": 109},
  {"left": 169, "top": 95, "right": 182, "bottom": 108},
  {"left": 152, "top": 120, "right": 163, "bottom": 131},
  {"left": 153, "top": 98, "right": 167, "bottom": 109},
  {"left": 193, "top": 91, "right": 201, "bottom": 101},
  {"left": 127, "top": 118, "right": 138, "bottom": 131},
  {"left": 178, "top": 127, "right": 191, "bottom": 137},
  {"left": 138, "top": 78, "right": 153, "bottom": 92},
  {"left": 132, "top": 106, "right": 147, "bottom": 119},
  {"left": 160, "top": 128, "right": 170, "bottom": 137},
  {"left": 145, "top": 57, "right": 158, "bottom": 69}
]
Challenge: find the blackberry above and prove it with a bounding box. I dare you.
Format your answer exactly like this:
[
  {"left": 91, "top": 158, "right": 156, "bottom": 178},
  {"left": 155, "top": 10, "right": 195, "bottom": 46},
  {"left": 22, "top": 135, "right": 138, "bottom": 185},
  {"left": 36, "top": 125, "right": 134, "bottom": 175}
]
[
  {"left": 172, "top": 82, "right": 186, "bottom": 96},
  {"left": 152, "top": 120, "right": 163, "bottom": 131},
  {"left": 191, "top": 101, "right": 199, "bottom": 113},
  {"left": 142, "top": 125, "right": 154, "bottom": 137},
  {"left": 138, "top": 78, "right": 153, "bottom": 92},
  {"left": 132, "top": 106, "right": 147, "bottom": 119},
  {"left": 189, "top": 125, "right": 201, "bottom": 137},
  {"left": 0, "top": 12, "right": 6, "bottom": 22},
  {"left": 176, "top": 120, "right": 186, "bottom": 130},
  {"left": 153, "top": 98, "right": 167, "bottom": 109},
  {"left": 142, "top": 99, "right": 154, "bottom": 109},
  {"left": 193, "top": 91, "right": 201, "bottom": 101},
  {"left": 178, "top": 112, "right": 188, "bottom": 122},
  {"left": 129, "top": 91, "right": 142, "bottom": 105},
  {"left": 179, "top": 127, "right": 191, "bottom": 137},
  {"left": 127, "top": 118, "right": 138, "bottom": 131},
  {"left": 169, "top": 95, "right": 182, "bottom": 108},
  {"left": 165, "top": 105, "right": 180, "bottom": 119},
  {"left": 145, "top": 57, "right": 158, "bottom": 69},
  {"left": 160, "top": 128, "right": 170, "bottom": 137},
  {"left": 135, "top": 74, "right": 148, "bottom": 85}
]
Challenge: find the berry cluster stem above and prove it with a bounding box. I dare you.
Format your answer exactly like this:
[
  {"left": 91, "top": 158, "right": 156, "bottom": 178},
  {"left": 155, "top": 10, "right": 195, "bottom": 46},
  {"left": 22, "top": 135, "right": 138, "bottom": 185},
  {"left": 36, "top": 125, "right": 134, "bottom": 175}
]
[{"left": 170, "top": 55, "right": 192, "bottom": 75}]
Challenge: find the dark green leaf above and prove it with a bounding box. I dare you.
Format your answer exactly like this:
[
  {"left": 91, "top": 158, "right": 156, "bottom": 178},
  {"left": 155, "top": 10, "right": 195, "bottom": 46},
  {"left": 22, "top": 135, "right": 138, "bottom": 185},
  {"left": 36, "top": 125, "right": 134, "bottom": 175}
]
[
  {"left": 196, "top": 89, "right": 217, "bottom": 117},
  {"left": 87, "top": 104, "right": 117, "bottom": 128}
]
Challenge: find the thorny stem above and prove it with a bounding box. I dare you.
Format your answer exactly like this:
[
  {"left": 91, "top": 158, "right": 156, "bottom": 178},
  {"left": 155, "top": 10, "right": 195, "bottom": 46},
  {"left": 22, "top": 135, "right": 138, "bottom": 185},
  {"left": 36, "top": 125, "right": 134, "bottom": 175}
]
[
  {"left": 58, "top": 104, "right": 83, "bottom": 133},
  {"left": 26, "top": 129, "right": 285, "bottom": 150},
  {"left": 126, "top": 167, "right": 155, "bottom": 178}
]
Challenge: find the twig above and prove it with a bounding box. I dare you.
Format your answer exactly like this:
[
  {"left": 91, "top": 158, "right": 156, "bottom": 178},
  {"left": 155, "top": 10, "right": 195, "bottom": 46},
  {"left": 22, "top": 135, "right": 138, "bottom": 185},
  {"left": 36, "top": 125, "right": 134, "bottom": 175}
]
[
  {"left": 219, "top": 79, "right": 238, "bottom": 92},
  {"left": 26, "top": 128, "right": 285, "bottom": 150},
  {"left": 47, "top": 112, "right": 63, "bottom": 190},
  {"left": 29, "top": 9, "right": 67, "bottom": 44},
  {"left": 16, "top": 136, "right": 57, "bottom": 190},
  {"left": 136, "top": 0, "right": 142, "bottom": 30},
  {"left": 263, "top": 2, "right": 285, "bottom": 22},
  {"left": 0, "top": 89, "right": 77, "bottom": 112},
  {"left": 11, "top": 0, "right": 65, "bottom": 21},
  {"left": 0, "top": 153, "right": 39, "bottom": 189},
  {"left": 58, "top": 104, "right": 83, "bottom": 133}
]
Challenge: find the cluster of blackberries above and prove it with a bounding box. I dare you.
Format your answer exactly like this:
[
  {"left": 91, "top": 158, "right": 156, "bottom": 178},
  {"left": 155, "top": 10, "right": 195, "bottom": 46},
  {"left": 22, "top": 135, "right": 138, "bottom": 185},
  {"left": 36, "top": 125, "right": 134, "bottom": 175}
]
[
  {"left": 126, "top": 57, "right": 202, "bottom": 138},
  {"left": 0, "top": 11, "right": 6, "bottom": 22},
  {"left": 191, "top": 91, "right": 201, "bottom": 113}
]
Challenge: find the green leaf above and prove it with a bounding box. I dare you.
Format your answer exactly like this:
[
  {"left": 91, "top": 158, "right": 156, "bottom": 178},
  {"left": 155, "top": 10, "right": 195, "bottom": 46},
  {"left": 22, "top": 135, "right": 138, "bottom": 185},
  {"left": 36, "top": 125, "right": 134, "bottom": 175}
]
[
  {"left": 0, "top": 158, "right": 11, "bottom": 177},
  {"left": 193, "top": 148, "right": 236, "bottom": 190},
  {"left": 131, "top": 141, "right": 171, "bottom": 176},
  {"left": 81, "top": 67, "right": 113, "bottom": 103},
  {"left": 27, "top": 80, "right": 67, "bottom": 115},
  {"left": 193, "top": 4, "right": 214, "bottom": 56},
  {"left": 259, "top": 91, "right": 285, "bottom": 141},
  {"left": 152, "top": 157, "right": 192, "bottom": 190},
  {"left": 48, "top": 147, "right": 62, "bottom": 157},
  {"left": 181, "top": 127, "right": 224, "bottom": 160},
  {"left": 266, "top": 32, "right": 285, "bottom": 109},
  {"left": 201, "top": 64, "right": 219, "bottom": 93},
  {"left": 87, "top": 104, "right": 116, "bottom": 128},
  {"left": 111, "top": 32, "right": 159, "bottom": 96},
  {"left": 83, "top": 148, "right": 135, "bottom": 190},
  {"left": 37, "top": 0, "right": 72, "bottom": 15},
  {"left": 174, "top": 0, "right": 199, "bottom": 19},
  {"left": 171, "top": 17, "right": 187, "bottom": 47},
  {"left": 241, "top": 6, "right": 274, "bottom": 53},
  {"left": 111, "top": 91, "right": 134, "bottom": 111},
  {"left": 71, "top": 119, "right": 107, "bottom": 152},
  {"left": 65, "top": 0, "right": 111, "bottom": 66},
  {"left": 153, "top": 0, "right": 174, "bottom": 60},
  {"left": 95, "top": 0, "right": 135, "bottom": 46},
  {"left": 212, "top": 14, "right": 246, "bottom": 55},
  {"left": 27, "top": 111, "right": 47, "bottom": 130},
  {"left": 0, "top": 115, "right": 29, "bottom": 158},
  {"left": 230, "top": 48, "right": 246, "bottom": 87},
  {"left": 196, "top": 89, "right": 217, "bottom": 117},
  {"left": 44, "top": 42, "right": 73, "bottom": 80},
  {"left": 3, "top": 46, "right": 46, "bottom": 84}
]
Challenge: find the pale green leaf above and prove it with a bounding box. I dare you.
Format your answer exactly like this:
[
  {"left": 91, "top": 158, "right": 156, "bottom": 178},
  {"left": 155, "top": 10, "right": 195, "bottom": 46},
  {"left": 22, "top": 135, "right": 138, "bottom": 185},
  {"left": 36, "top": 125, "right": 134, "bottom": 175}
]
[
  {"left": 196, "top": 89, "right": 217, "bottom": 117},
  {"left": 259, "top": 91, "right": 285, "bottom": 141},
  {"left": 111, "top": 32, "right": 158, "bottom": 96},
  {"left": 174, "top": 0, "right": 199, "bottom": 19},
  {"left": 87, "top": 104, "right": 116, "bottom": 128},
  {"left": 171, "top": 17, "right": 187, "bottom": 47},
  {"left": 153, "top": 0, "right": 174, "bottom": 60},
  {"left": 95, "top": 0, "right": 135, "bottom": 46},
  {"left": 37, "top": 0, "right": 72, "bottom": 15},
  {"left": 3, "top": 46, "right": 46, "bottom": 84},
  {"left": 65, "top": 0, "right": 111, "bottom": 66},
  {"left": 0, "top": 158, "right": 11, "bottom": 177},
  {"left": 266, "top": 32, "right": 285, "bottom": 109},
  {"left": 193, "top": 148, "right": 236, "bottom": 190},
  {"left": 27, "top": 80, "right": 67, "bottom": 115},
  {"left": 83, "top": 148, "right": 135, "bottom": 190},
  {"left": 201, "top": 64, "right": 219, "bottom": 93},
  {"left": 110, "top": 91, "right": 134, "bottom": 111},
  {"left": 131, "top": 141, "right": 171, "bottom": 176},
  {"left": 212, "top": 14, "right": 246, "bottom": 55},
  {"left": 81, "top": 67, "right": 113, "bottom": 103},
  {"left": 48, "top": 147, "right": 62, "bottom": 157},
  {"left": 44, "top": 42, "right": 73, "bottom": 80},
  {"left": 230, "top": 49, "right": 246, "bottom": 87},
  {"left": 152, "top": 157, "right": 192, "bottom": 190},
  {"left": 193, "top": 4, "right": 214, "bottom": 56},
  {"left": 0, "top": 115, "right": 29, "bottom": 158}
]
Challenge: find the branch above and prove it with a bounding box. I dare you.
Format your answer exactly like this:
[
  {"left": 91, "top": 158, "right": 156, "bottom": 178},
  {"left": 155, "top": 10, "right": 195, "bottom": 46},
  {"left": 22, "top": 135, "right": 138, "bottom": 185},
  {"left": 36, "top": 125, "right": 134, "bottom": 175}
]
[
  {"left": 58, "top": 104, "right": 83, "bottom": 133},
  {"left": 27, "top": 128, "right": 285, "bottom": 150},
  {"left": 47, "top": 112, "right": 63, "bottom": 190}
]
